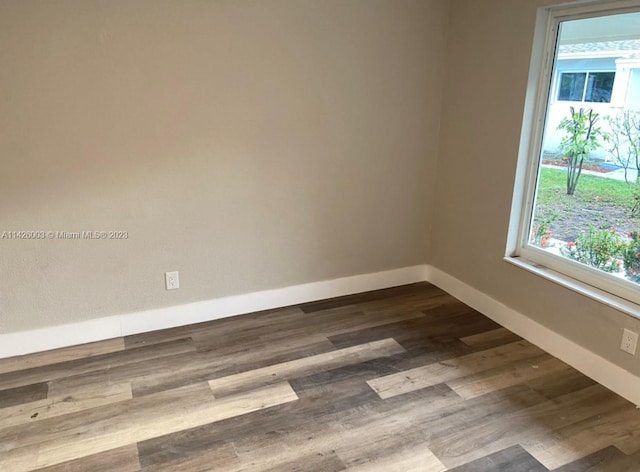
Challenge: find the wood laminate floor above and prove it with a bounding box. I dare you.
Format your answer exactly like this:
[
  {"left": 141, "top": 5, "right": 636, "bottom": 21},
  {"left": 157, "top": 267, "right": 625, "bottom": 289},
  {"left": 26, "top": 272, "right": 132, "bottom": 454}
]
[{"left": 1, "top": 283, "right": 640, "bottom": 471}]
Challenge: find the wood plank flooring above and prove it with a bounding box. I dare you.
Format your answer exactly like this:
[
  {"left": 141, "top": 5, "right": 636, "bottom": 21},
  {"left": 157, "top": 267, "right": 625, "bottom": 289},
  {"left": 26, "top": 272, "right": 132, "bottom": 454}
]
[{"left": 1, "top": 282, "right": 639, "bottom": 471}]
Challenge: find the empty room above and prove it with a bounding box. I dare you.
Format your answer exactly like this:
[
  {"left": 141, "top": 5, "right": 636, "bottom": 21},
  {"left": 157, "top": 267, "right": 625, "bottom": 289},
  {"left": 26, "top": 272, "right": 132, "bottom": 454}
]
[{"left": 2, "top": 0, "right": 640, "bottom": 470}]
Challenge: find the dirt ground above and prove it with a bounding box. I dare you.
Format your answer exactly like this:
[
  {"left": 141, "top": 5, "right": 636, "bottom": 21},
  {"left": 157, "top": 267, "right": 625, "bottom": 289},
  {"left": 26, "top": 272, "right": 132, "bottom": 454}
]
[{"left": 537, "top": 202, "right": 637, "bottom": 243}]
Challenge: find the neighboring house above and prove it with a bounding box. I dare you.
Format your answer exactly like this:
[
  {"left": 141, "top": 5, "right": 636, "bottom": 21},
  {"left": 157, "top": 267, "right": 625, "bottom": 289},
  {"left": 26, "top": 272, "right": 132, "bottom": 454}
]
[{"left": 543, "top": 39, "right": 640, "bottom": 159}]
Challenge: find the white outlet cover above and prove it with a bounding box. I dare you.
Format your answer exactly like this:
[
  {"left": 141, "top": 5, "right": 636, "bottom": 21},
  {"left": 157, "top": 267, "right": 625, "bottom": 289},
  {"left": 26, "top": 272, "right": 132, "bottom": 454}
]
[
  {"left": 165, "top": 271, "right": 179, "bottom": 290},
  {"left": 621, "top": 328, "right": 638, "bottom": 355}
]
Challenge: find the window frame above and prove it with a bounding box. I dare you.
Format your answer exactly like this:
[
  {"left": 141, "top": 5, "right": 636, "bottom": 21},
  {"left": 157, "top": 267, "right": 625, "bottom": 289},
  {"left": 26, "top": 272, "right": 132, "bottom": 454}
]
[
  {"left": 556, "top": 70, "right": 616, "bottom": 103},
  {"left": 508, "top": 0, "right": 640, "bottom": 313}
]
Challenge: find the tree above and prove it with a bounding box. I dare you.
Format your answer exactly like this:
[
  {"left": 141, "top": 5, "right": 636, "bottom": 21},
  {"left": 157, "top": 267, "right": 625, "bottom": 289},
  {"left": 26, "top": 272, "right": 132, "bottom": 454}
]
[
  {"left": 626, "top": 111, "right": 640, "bottom": 183},
  {"left": 603, "top": 110, "right": 640, "bottom": 216},
  {"left": 557, "top": 107, "right": 604, "bottom": 195},
  {"left": 604, "top": 111, "right": 634, "bottom": 184}
]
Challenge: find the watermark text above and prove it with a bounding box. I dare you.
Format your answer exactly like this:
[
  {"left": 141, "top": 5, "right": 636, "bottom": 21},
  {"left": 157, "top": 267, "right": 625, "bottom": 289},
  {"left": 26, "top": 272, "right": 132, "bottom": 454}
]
[{"left": 1, "top": 231, "right": 129, "bottom": 240}]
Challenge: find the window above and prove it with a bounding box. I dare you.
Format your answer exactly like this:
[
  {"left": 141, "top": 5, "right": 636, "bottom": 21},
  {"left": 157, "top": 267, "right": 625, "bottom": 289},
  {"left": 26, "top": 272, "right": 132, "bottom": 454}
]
[
  {"left": 511, "top": 2, "right": 640, "bottom": 309},
  {"left": 557, "top": 72, "right": 615, "bottom": 103}
]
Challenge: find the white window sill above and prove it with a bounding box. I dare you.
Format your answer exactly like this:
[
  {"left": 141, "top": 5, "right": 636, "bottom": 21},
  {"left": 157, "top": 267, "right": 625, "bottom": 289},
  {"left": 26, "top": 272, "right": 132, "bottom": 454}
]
[{"left": 504, "top": 256, "right": 640, "bottom": 321}]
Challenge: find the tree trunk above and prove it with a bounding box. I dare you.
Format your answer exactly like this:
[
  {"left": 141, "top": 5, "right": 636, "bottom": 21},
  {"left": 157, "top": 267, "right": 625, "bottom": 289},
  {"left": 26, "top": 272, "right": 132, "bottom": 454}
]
[{"left": 566, "top": 153, "right": 585, "bottom": 195}]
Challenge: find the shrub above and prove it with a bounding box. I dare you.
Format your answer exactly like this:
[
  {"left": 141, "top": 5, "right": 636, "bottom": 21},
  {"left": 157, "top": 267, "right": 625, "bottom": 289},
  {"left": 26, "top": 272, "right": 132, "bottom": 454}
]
[
  {"left": 558, "top": 107, "right": 605, "bottom": 195},
  {"left": 561, "top": 226, "right": 624, "bottom": 272},
  {"left": 633, "top": 188, "right": 640, "bottom": 218},
  {"left": 530, "top": 212, "right": 558, "bottom": 248},
  {"left": 623, "top": 231, "right": 640, "bottom": 283}
]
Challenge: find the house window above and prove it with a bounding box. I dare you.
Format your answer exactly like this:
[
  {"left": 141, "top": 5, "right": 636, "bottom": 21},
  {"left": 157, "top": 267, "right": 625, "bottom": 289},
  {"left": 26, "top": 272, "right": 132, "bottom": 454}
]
[
  {"left": 558, "top": 72, "right": 615, "bottom": 103},
  {"left": 511, "top": 2, "right": 640, "bottom": 309}
]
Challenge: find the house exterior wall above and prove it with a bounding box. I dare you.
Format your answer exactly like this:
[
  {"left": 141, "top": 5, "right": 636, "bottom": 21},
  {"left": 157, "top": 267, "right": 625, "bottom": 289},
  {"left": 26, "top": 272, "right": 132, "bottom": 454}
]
[
  {"left": 544, "top": 58, "right": 621, "bottom": 158},
  {"left": 627, "top": 69, "right": 640, "bottom": 109}
]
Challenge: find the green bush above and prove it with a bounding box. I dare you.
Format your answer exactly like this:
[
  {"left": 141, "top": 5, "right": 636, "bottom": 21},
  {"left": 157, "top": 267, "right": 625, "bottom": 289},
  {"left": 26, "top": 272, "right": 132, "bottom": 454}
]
[
  {"left": 530, "top": 212, "right": 558, "bottom": 248},
  {"left": 623, "top": 231, "right": 640, "bottom": 283},
  {"left": 557, "top": 107, "right": 605, "bottom": 195},
  {"left": 560, "top": 226, "right": 624, "bottom": 272}
]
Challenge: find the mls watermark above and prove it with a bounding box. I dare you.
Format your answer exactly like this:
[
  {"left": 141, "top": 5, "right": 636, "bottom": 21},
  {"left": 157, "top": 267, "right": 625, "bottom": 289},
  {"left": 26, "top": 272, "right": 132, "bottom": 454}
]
[{"left": 1, "top": 231, "right": 129, "bottom": 240}]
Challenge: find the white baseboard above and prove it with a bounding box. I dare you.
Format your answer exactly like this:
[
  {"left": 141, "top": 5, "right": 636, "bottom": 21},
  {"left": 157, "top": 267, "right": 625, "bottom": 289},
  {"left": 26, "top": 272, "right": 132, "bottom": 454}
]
[
  {"left": 4, "top": 262, "right": 638, "bottom": 407},
  {"left": 425, "top": 265, "right": 640, "bottom": 406},
  {"left": 0, "top": 265, "right": 430, "bottom": 359},
  {"left": 0, "top": 317, "right": 123, "bottom": 361}
]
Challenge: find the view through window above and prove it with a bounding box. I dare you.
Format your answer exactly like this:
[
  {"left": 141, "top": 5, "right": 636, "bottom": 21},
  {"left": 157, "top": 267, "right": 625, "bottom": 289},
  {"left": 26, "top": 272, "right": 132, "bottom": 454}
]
[
  {"left": 525, "top": 8, "right": 640, "bottom": 302},
  {"left": 557, "top": 71, "right": 615, "bottom": 103}
]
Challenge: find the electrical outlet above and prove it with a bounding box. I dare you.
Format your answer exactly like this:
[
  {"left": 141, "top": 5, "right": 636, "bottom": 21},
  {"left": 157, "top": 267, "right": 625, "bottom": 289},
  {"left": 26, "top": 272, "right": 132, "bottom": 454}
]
[
  {"left": 165, "top": 271, "right": 179, "bottom": 290},
  {"left": 620, "top": 328, "right": 638, "bottom": 355}
]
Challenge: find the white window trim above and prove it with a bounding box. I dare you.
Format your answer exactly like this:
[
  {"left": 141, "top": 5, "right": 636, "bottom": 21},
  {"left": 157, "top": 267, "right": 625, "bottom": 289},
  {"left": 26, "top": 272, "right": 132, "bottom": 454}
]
[{"left": 507, "top": 0, "right": 640, "bottom": 319}]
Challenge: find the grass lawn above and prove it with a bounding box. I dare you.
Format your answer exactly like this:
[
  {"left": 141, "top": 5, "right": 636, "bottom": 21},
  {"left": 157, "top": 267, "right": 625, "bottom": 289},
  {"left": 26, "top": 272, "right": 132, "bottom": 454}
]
[{"left": 534, "top": 167, "right": 639, "bottom": 242}]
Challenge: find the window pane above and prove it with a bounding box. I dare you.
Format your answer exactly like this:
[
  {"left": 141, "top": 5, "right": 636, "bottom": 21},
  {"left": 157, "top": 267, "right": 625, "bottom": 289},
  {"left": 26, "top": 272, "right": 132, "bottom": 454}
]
[
  {"left": 558, "top": 73, "right": 586, "bottom": 101},
  {"left": 524, "top": 10, "right": 640, "bottom": 298},
  {"left": 584, "top": 72, "right": 615, "bottom": 103}
]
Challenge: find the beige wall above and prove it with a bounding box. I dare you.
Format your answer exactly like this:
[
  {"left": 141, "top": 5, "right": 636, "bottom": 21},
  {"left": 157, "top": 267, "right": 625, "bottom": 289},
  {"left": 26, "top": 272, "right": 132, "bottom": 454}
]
[
  {"left": 0, "top": 0, "right": 448, "bottom": 333},
  {"left": 7, "top": 0, "right": 636, "bottom": 381},
  {"left": 431, "top": 0, "right": 640, "bottom": 376}
]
